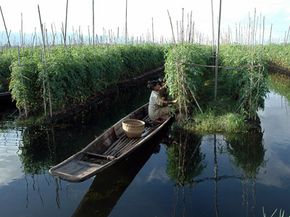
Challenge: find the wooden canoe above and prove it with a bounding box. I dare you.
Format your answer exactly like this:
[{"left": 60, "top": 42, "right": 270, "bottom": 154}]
[
  {"left": 71, "top": 133, "right": 165, "bottom": 217},
  {"left": 49, "top": 103, "right": 172, "bottom": 182}
]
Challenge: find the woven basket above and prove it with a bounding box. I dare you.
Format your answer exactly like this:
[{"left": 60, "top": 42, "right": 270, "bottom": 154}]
[{"left": 122, "top": 119, "right": 145, "bottom": 138}]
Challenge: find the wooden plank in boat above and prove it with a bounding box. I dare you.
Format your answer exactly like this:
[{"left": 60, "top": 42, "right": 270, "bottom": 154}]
[{"left": 52, "top": 160, "right": 102, "bottom": 179}]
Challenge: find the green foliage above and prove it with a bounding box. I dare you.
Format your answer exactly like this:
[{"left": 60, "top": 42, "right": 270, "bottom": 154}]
[
  {"left": 164, "top": 44, "right": 212, "bottom": 117},
  {"left": 220, "top": 45, "right": 269, "bottom": 119},
  {"left": 0, "top": 48, "right": 18, "bottom": 92},
  {"left": 264, "top": 44, "right": 290, "bottom": 69},
  {"left": 189, "top": 111, "right": 248, "bottom": 134},
  {"left": 9, "top": 52, "right": 42, "bottom": 115},
  {"left": 9, "top": 44, "right": 164, "bottom": 117}
]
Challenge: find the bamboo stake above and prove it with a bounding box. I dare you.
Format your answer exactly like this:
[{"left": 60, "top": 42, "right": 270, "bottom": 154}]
[
  {"left": 285, "top": 26, "right": 290, "bottom": 44},
  {"left": 214, "top": 0, "right": 222, "bottom": 100},
  {"left": 51, "top": 24, "right": 56, "bottom": 46},
  {"left": 0, "top": 6, "right": 11, "bottom": 47},
  {"left": 191, "top": 21, "right": 195, "bottom": 43},
  {"left": 20, "top": 13, "right": 24, "bottom": 47},
  {"left": 262, "top": 16, "right": 265, "bottom": 45},
  {"left": 151, "top": 17, "right": 154, "bottom": 43},
  {"left": 167, "top": 10, "right": 176, "bottom": 44},
  {"left": 181, "top": 8, "right": 184, "bottom": 43},
  {"left": 64, "top": 0, "right": 69, "bottom": 46},
  {"left": 92, "top": 0, "right": 95, "bottom": 45},
  {"left": 38, "top": 6, "right": 46, "bottom": 51},
  {"left": 188, "top": 11, "right": 193, "bottom": 43},
  {"left": 125, "top": 0, "right": 128, "bottom": 44},
  {"left": 38, "top": 5, "right": 53, "bottom": 117},
  {"left": 17, "top": 47, "right": 28, "bottom": 117},
  {"left": 269, "top": 23, "right": 272, "bottom": 44},
  {"left": 176, "top": 21, "right": 179, "bottom": 43},
  {"left": 210, "top": 0, "right": 215, "bottom": 50}
]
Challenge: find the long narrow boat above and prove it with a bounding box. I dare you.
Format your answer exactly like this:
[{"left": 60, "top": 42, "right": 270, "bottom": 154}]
[{"left": 49, "top": 103, "right": 172, "bottom": 182}]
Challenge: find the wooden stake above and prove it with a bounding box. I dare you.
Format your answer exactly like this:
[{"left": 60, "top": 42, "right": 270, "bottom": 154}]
[
  {"left": 167, "top": 10, "right": 176, "bottom": 44},
  {"left": 125, "top": 0, "right": 128, "bottom": 44},
  {"left": 214, "top": 0, "right": 222, "bottom": 100},
  {"left": 181, "top": 8, "right": 184, "bottom": 43},
  {"left": 262, "top": 16, "right": 265, "bottom": 45},
  {"left": 269, "top": 23, "right": 272, "bottom": 44},
  {"left": 0, "top": 6, "right": 11, "bottom": 47},
  {"left": 20, "top": 13, "right": 24, "bottom": 47},
  {"left": 211, "top": 0, "right": 215, "bottom": 51},
  {"left": 92, "top": 0, "right": 95, "bottom": 45},
  {"left": 64, "top": 0, "right": 69, "bottom": 46},
  {"left": 285, "top": 25, "right": 290, "bottom": 44},
  {"left": 151, "top": 17, "right": 154, "bottom": 43}
]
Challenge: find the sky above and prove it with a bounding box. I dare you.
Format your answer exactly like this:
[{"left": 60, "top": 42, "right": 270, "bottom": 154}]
[{"left": 0, "top": 0, "right": 290, "bottom": 44}]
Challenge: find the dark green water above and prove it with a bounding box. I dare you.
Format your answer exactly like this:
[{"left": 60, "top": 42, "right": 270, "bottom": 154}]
[{"left": 1, "top": 86, "right": 290, "bottom": 217}]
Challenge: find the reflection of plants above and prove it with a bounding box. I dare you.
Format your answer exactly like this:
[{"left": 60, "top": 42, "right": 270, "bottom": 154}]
[
  {"left": 19, "top": 126, "right": 86, "bottom": 174},
  {"left": 166, "top": 125, "right": 205, "bottom": 186},
  {"left": 269, "top": 74, "right": 290, "bottom": 102},
  {"left": 225, "top": 125, "right": 265, "bottom": 179},
  {"left": 19, "top": 126, "right": 53, "bottom": 174}
]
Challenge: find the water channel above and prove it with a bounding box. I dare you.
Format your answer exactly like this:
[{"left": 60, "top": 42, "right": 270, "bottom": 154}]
[{"left": 0, "top": 78, "right": 290, "bottom": 217}]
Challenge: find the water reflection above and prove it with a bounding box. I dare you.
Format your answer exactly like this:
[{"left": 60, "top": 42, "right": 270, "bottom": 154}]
[
  {"left": 163, "top": 123, "right": 265, "bottom": 217},
  {"left": 225, "top": 125, "right": 265, "bottom": 179},
  {"left": 71, "top": 128, "right": 170, "bottom": 217},
  {"left": 19, "top": 125, "right": 96, "bottom": 174},
  {"left": 166, "top": 125, "right": 205, "bottom": 186},
  {"left": 0, "top": 121, "right": 23, "bottom": 186}
]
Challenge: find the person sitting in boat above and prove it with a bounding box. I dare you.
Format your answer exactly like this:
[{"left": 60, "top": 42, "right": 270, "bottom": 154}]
[
  {"left": 147, "top": 80, "right": 177, "bottom": 123},
  {"left": 157, "top": 77, "right": 169, "bottom": 100}
]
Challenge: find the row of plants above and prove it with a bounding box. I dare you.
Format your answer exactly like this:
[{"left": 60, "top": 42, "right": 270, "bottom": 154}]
[
  {"left": 219, "top": 45, "right": 269, "bottom": 119},
  {"left": 7, "top": 44, "right": 165, "bottom": 117},
  {"left": 164, "top": 44, "right": 212, "bottom": 118},
  {"left": 264, "top": 44, "right": 290, "bottom": 70},
  {"left": 164, "top": 44, "right": 269, "bottom": 134},
  {"left": 0, "top": 48, "right": 18, "bottom": 92}
]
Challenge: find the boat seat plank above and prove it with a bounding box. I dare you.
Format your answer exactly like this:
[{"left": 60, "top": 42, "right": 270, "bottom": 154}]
[
  {"left": 84, "top": 152, "right": 115, "bottom": 160},
  {"left": 51, "top": 160, "right": 102, "bottom": 178}
]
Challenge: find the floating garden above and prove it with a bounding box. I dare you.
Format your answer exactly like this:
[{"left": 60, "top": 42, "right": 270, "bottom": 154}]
[{"left": 1, "top": 43, "right": 290, "bottom": 133}]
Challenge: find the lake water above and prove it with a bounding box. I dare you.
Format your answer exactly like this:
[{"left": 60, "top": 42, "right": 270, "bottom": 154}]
[{"left": 0, "top": 88, "right": 290, "bottom": 217}]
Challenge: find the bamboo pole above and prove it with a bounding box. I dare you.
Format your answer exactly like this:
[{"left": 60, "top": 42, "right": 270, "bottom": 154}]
[
  {"left": 125, "top": 0, "right": 128, "bottom": 44},
  {"left": 176, "top": 21, "right": 179, "bottom": 43},
  {"left": 51, "top": 24, "right": 56, "bottom": 46},
  {"left": 17, "top": 47, "right": 28, "bottom": 117},
  {"left": 20, "top": 13, "right": 24, "bottom": 47},
  {"left": 181, "top": 8, "right": 184, "bottom": 43},
  {"left": 64, "top": 0, "right": 69, "bottom": 46},
  {"left": 38, "top": 5, "right": 53, "bottom": 117},
  {"left": 262, "top": 16, "right": 265, "bottom": 45},
  {"left": 167, "top": 10, "right": 176, "bottom": 44},
  {"left": 0, "top": 6, "right": 11, "bottom": 47},
  {"left": 214, "top": 0, "right": 222, "bottom": 100},
  {"left": 151, "top": 17, "right": 154, "bottom": 43},
  {"left": 92, "top": 0, "right": 95, "bottom": 45},
  {"left": 38, "top": 6, "right": 46, "bottom": 51},
  {"left": 285, "top": 25, "right": 290, "bottom": 44},
  {"left": 210, "top": 0, "right": 215, "bottom": 50},
  {"left": 188, "top": 11, "right": 193, "bottom": 43},
  {"left": 269, "top": 23, "right": 272, "bottom": 44},
  {"left": 87, "top": 26, "right": 91, "bottom": 45}
]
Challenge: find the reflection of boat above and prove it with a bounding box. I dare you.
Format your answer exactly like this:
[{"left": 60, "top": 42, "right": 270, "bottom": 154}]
[
  {"left": 71, "top": 133, "right": 166, "bottom": 217},
  {"left": 49, "top": 103, "right": 172, "bottom": 182}
]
